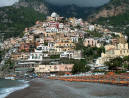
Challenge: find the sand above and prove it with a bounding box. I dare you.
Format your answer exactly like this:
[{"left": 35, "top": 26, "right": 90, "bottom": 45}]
[{"left": 6, "top": 79, "right": 129, "bottom": 98}]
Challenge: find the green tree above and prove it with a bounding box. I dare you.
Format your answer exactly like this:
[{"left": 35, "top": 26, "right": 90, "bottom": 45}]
[
  {"left": 105, "top": 57, "right": 123, "bottom": 70},
  {"left": 2, "top": 58, "right": 15, "bottom": 71},
  {"left": 72, "top": 59, "right": 90, "bottom": 74}
]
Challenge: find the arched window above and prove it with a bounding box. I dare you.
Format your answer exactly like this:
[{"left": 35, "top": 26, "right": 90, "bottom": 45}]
[
  {"left": 54, "top": 66, "right": 57, "bottom": 70},
  {"left": 32, "top": 54, "right": 34, "bottom": 59}
]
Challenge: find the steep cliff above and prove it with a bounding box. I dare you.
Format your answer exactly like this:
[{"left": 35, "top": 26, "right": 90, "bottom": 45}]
[
  {"left": 88, "top": 0, "right": 129, "bottom": 42},
  {"left": 14, "top": 0, "right": 48, "bottom": 14},
  {"left": 89, "top": 0, "right": 129, "bottom": 22}
]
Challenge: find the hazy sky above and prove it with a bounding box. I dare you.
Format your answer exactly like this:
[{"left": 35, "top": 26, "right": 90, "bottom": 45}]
[
  {"left": 0, "top": 0, "right": 19, "bottom": 7},
  {"left": 0, "top": 0, "right": 110, "bottom": 7}
]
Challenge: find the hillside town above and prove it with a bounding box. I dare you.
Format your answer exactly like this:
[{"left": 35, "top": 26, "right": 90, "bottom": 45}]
[{"left": 0, "top": 12, "right": 129, "bottom": 77}]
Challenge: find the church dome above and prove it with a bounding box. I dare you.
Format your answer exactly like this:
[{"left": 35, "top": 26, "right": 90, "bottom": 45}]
[{"left": 51, "top": 12, "right": 58, "bottom": 17}]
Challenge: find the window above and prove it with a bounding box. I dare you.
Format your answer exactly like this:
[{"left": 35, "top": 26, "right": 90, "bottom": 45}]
[
  {"left": 88, "top": 40, "right": 89, "bottom": 43},
  {"left": 32, "top": 54, "right": 34, "bottom": 59},
  {"left": 54, "top": 66, "right": 57, "bottom": 70},
  {"left": 120, "top": 50, "right": 122, "bottom": 54},
  {"left": 65, "top": 67, "right": 68, "bottom": 71}
]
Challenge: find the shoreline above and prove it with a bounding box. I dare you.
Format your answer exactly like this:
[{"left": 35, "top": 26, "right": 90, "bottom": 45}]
[
  {"left": 6, "top": 79, "right": 46, "bottom": 98},
  {"left": 0, "top": 79, "right": 29, "bottom": 98},
  {"left": 6, "top": 78, "right": 129, "bottom": 98}
]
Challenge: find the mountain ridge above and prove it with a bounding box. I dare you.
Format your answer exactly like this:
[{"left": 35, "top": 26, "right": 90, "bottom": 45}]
[
  {"left": 89, "top": 0, "right": 129, "bottom": 22},
  {"left": 0, "top": 0, "right": 129, "bottom": 40}
]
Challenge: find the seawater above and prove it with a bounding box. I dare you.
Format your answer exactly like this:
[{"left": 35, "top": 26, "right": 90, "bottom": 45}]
[{"left": 0, "top": 79, "right": 29, "bottom": 98}]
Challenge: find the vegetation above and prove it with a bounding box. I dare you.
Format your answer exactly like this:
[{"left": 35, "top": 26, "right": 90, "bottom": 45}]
[
  {"left": 50, "top": 55, "right": 60, "bottom": 59},
  {"left": 60, "top": 58, "right": 90, "bottom": 74},
  {"left": 75, "top": 38, "right": 85, "bottom": 50},
  {"left": 83, "top": 46, "right": 105, "bottom": 61},
  {"left": 111, "top": 0, "right": 129, "bottom": 6},
  {"left": 0, "top": 50, "right": 8, "bottom": 62},
  {"left": 105, "top": 56, "right": 129, "bottom": 71},
  {"left": 94, "top": 12, "right": 129, "bottom": 43},
  {"left": 0, "top": 6, "right": 46, "bottom": 39},
  {"left": 91, "top": 0, "right": 129, "bottom": 43},
  {"left": 1, "top": 58, "right": 15, "bottom": 72},
  {"left": 95, "top": 12, "right": 129, "bottom": 27},
  {"left": 72, "top": 59, "right": 91, "bottom": 74},
  {"left": 86, "top": 30, "right": 103, "bottom": 38},
  {"left": 76, "top": 38, "right": 104, "bottom": 62}
]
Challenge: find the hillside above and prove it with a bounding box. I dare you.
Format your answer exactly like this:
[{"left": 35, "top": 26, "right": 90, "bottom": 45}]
[
  {"left": 88, "top": 0, "right": 129, "bottom": 40},
  {"left": 45, "top": 3, "right": 98, "bottom": 19},
  {"left": 0, "top": 0, "right": 48, "bottom": 40},
  {"left": 2, "top": 0, "right": 129, "bottom": 40},
  {"left": 89, "top": 0, "right": 129, "bottom": 22},
  {"left": 0, "top": 0, "right": 99, "bottom": 40}
]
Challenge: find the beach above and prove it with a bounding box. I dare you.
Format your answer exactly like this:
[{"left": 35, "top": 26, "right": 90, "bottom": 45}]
[{"left": 6, "top": 79, "right": 129, "bottom": 98}]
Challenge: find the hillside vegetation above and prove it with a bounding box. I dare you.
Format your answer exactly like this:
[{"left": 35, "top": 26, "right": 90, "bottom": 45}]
[
  {"left": 89, "top": 0, "right": 129, "bottom": 40},
  {"left": 0, "top": 6, "right": 46, "bottom": 39},
  {"left": 0, "top": 0, "right": 98, "bottom": 40}
]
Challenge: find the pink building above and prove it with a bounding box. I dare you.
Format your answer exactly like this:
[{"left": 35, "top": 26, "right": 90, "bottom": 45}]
[
  {"left": 35, "top": 64, "right": 74, "bottom": 73},
  {"left": 59, "top": 64, "right": 74, "bottom": 72}
]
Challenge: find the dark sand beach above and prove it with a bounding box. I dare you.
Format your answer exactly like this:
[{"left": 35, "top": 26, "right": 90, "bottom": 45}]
[{"left": 6, "top": 79, "right": 129, "bottom": 98}]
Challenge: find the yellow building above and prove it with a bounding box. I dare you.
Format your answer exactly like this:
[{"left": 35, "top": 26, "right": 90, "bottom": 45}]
[
  {"left": 95, "top": 33, "right": 129, "bottom": 67},
  {"left": 54, "top": 37, "right": 76, "bottom": 52}
]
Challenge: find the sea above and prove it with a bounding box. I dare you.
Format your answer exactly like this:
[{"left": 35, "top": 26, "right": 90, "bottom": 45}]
[{"left": 0, "top": 79, "right": 29, "bottom": 98}]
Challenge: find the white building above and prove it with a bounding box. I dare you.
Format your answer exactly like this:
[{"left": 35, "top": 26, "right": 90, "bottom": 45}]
[
  {"left": 46, "top": 27, "right": 58, "bottom": 33},
  {"left": 71, "top": 36, "right": 79, "bottom": 43},
  {"left": 35, "top": 44, "right": 50, "bottom": 53},
  {"left": 51, "top": 12, "right": 59, "bottom": 18},
  {"left": 28, "top": 53, "right": 43, "bottom": 61},
  {"left": 89, "top": 25, "right": 95, "bottom": 31},
  {"left": 60, "top": 50, "right": 82, "bottom": 59}
]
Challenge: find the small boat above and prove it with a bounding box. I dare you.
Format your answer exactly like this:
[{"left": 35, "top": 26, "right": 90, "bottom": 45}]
[{"left": 5, "top": 77, "right": 16, "bottom": 80}]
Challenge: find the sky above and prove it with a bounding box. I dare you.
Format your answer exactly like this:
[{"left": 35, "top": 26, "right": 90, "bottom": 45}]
[
  {"left": 0, "top": 0, "right": 19, "bottom": 7},
  {"left": 0, "top": 0, "right": 110, "bottom": 7}
]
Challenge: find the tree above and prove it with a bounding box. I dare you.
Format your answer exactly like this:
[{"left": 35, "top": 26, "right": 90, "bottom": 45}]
[
  {"left": 75, "top": 38, "right": 85, "bottom": 50},
  {"left": 105, "top": 57, "right": 123, "bottom": 70},
  {"left": 72, "top": 59, "right": 90, "bottom": 74},
  {"left": 2, "top": 58, "right": 15, "bottom": 71}
]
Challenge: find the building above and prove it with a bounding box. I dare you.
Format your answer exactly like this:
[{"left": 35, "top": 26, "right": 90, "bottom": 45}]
[
  {"left": 15, "top": 61, "right": 37, "bottom": 73},
  {"left": 95, "top": 34, "right": 129, "bottom": 67},
  {"left": 89, "top": 25, "right": 95, "bottom": 31},
  {"left": 35, "top": 44, "right": 50, "bottom": 53},
  {"left": 83, "top": 38, "right": 98, "bottom": 47},
  {"left": 28, "top": 52, "right": 43, "bottom": 61},
  {"left": 60, "top": 50, "right": 82, "bottom": 59},
  {"left": 47, "top": 12, "right": 61, "bottom": 21},
  {"left": 34, "top": 64, "right": 74, "bottom": 74}
]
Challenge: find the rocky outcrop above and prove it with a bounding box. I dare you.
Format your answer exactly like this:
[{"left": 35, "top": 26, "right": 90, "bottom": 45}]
[
  {"left": 88, "top": 0, "right": 129, "bottom": 22},
  {"left": 13, "top": 0, "right": 48, "bottom": 14}
]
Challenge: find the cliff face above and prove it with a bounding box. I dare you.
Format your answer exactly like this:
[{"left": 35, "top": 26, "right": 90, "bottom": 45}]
[
  {"left": 13, "top": 0, "right": 48, "bottom": 14},
  {"left": 89, "top": 0, "right": 129, "bottom": 22}
]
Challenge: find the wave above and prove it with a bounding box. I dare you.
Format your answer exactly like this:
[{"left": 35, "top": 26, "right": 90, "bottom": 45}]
[{"left": 0, "top": 80, "right": 29, "bottom": 98}]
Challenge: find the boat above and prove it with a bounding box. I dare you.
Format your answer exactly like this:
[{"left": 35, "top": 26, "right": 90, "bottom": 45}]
[{"left": 5, "top": 76, "right": 16, "bottom": 80}]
